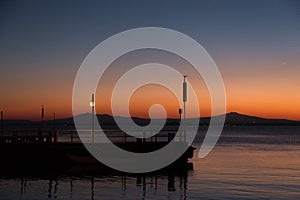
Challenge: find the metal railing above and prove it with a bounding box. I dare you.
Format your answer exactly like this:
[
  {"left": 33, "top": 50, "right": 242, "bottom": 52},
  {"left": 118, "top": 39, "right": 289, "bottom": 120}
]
[{"left": 0, "top": 129, "right": 186, "bottom": 144}]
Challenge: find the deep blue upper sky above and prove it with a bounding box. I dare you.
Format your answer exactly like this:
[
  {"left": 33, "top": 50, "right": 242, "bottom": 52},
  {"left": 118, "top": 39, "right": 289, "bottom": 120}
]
[{"left": 1, "top": 0, "right": 299, "bottom": 68}]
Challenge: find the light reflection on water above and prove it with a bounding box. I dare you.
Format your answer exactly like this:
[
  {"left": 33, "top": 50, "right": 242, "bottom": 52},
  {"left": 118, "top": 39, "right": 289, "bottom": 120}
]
[
  {"left": 189, "top": 145, "right": 300, "bottom": 199},
  {"left": 1, "top": 127, "right": 300, "bottom": 199}
]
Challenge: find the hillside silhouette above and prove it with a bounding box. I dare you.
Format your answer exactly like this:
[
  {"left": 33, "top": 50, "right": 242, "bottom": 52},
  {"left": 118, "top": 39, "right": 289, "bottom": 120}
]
[{"left": 2, "top": 112, "right": 300, "bottom": 130}]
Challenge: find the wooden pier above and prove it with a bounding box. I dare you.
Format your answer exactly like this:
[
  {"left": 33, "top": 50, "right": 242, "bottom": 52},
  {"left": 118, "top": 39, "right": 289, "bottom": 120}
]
[
  {"left": 0, "top": 129, "right": 195, "bottom": 175},
  {"left": 0, "top": 129, "right": 186, "bottom": 144}
]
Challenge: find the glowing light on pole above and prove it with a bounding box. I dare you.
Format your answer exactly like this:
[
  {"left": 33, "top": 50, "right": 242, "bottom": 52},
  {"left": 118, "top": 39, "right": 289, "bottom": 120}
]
[{"left": 90, "top": 93, "right": 95, "bottom": 143}]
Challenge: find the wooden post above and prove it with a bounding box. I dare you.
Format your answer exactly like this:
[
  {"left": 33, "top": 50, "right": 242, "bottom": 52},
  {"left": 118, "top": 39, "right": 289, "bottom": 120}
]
[
  {"left": 15, "top": 130, "right": 18, "bottom": 143},
  {"left": 55, "top": 130, "right": 58, "bottom": 143},
  {"left": 123, "top": 132, "right": 126, "bottom": 143},
  {"left": 143, "top": 131, "right": 146, "bottom": 143},
  {"left": 168, "top": 132, "right": 175, "bottom": 142},
  {"left": 71, "top": 131, "right": 73, "bottom": 143},
  {"left": 46, "top": 131, "right": 50, "bottom": 143}
]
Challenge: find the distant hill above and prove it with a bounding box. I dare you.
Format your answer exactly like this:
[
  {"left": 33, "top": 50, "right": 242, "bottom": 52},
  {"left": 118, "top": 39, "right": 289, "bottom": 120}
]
[
  {"left": 1, "top": 112, "right": 300, "bottom": 130},
  {"left": 223, "top": 112, "right": 300, "bottom": 125}
]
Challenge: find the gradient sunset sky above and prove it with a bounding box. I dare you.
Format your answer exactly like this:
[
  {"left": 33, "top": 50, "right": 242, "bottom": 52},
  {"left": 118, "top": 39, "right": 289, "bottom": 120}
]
[{"left": 0, "top": 0, "right": 299, "bottom": 120}]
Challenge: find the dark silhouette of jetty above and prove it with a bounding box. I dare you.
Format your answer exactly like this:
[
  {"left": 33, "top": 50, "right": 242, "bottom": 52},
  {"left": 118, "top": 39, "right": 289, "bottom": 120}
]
[{"left": 0, "top": 128, "right": 194, "bottom": 175}]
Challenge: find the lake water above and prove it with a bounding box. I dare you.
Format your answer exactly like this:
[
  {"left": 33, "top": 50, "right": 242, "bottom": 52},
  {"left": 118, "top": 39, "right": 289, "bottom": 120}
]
[{"left": 0, "top": 126, "right": 300, "bottom": 199}]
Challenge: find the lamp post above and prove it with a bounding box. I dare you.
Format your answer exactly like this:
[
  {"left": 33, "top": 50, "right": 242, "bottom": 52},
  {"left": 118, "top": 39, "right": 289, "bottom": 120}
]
[
  {"left": 39, "top": 105, "right": 45, "bottom": 142},
  {"left": 183, "top": 75, "right": 188, "bottom": 142},
  {"left": 179, "top": 108, "right": 182, "bottom": 120},
  {"left": 41, "top": 105, "right": 45, "bottom": 129},
  {"left": 1, "top": 111, "right": 3, "bottom": 137},
  {"left": 53, "top": 112, "right": 56, "bottom": 130},
  {"left": 90, "top": 93, "right": 95, "bottom": 143},
  {"left": 178, "top": 108, "right": 182, "bottom": 141}
]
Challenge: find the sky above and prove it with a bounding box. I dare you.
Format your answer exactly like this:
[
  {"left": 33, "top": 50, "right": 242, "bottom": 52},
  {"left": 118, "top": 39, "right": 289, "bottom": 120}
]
[{"left": 0, "top": 0, "right": 300, "bottom": 120}]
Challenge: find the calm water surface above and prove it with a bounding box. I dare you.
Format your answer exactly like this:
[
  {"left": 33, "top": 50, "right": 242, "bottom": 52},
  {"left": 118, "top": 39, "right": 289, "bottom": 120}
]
[{"left": 0, "top": 126, "right": 300, "bottom": 199}]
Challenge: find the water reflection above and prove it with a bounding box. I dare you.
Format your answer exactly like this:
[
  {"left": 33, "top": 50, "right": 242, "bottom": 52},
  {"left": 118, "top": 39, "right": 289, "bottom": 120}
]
[
  {"left": 90, "top": 177, "right": 95, "bottom": 200},
  {"left": 70, "top": 178, "right": 73, "bottom": 199},
  {"left": 20, "top": 177, "right": 26, "bottom": 196},
  {"left": 13, "top": 166, "right": 190, "bottom": 200},
  {"left": 47, "top": 178, "right": 58, "bottom": 199},
  {"left": 9, "top": 143, "right": 300, "bottom": 200}
]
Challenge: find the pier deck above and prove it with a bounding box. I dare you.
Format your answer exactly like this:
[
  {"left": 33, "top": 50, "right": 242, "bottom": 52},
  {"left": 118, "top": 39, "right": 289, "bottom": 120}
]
[{"left": 0, "top": 129, "right": 195, "bottom": 174}]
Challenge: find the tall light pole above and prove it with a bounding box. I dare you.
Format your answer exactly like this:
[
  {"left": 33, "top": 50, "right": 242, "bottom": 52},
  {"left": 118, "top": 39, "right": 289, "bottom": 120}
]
[
  {"left": 183, "top": 75, "right": 188, "bottom": 142},
  {"left": 53, "top": 112, "right": 56, "bottom": 130},
  {"left": 39, "top": 105, "right": 45, "bottom": 142},
  {"left": 178, "top": 108, "right": 182, "bottom": 121},
  {"left": 90, "top": 93, "right": 95, "bottom": 143},
  {"left": 41, "top": 105, "right": 45, "bottom": 129},
  {"left": 1, "top": 111, "right": 3, "bottom": 137},
  {"left": 178, "top": 108, "right": 182, "bottom": 141}
]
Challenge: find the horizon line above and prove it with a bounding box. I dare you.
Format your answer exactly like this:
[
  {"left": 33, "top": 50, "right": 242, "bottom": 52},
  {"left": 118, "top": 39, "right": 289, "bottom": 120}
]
[{"left": 2, "top": 112, "right": 300, "bottom": 122}]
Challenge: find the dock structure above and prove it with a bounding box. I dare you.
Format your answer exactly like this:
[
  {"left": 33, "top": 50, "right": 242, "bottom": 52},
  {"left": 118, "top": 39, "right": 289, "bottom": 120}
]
[
  {"left": 0, "top": 129, "right": 195, "bottom": 174},
  {"left": 0, "top": 129, "right": 186, "bottom": 144}
]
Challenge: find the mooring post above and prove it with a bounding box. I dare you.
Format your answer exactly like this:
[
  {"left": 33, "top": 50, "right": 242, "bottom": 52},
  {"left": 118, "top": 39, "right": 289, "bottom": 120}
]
[
  {"left": 71, "top": 130, "right": 73, "bottom": 143},
  {"left": 55, "top": 130, "right": 58, "bottom": 143}
]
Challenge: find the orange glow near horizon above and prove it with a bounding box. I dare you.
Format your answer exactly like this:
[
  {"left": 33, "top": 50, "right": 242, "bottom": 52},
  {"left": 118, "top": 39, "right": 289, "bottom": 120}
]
[
  {"left": 1, "top": 75, "right": 300, "bottom": 121},
  {"left": 128, "top": 84, "right": 180, "bottom": 119},
  {"left": 1, "top": 55, "right": 299, "bottom": 121},
  {"left": 222, "top": 59, "right": 300, "bottom": 120},
  {"left": 1, "top": 83, "right": 300, "bottom": 121}
]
